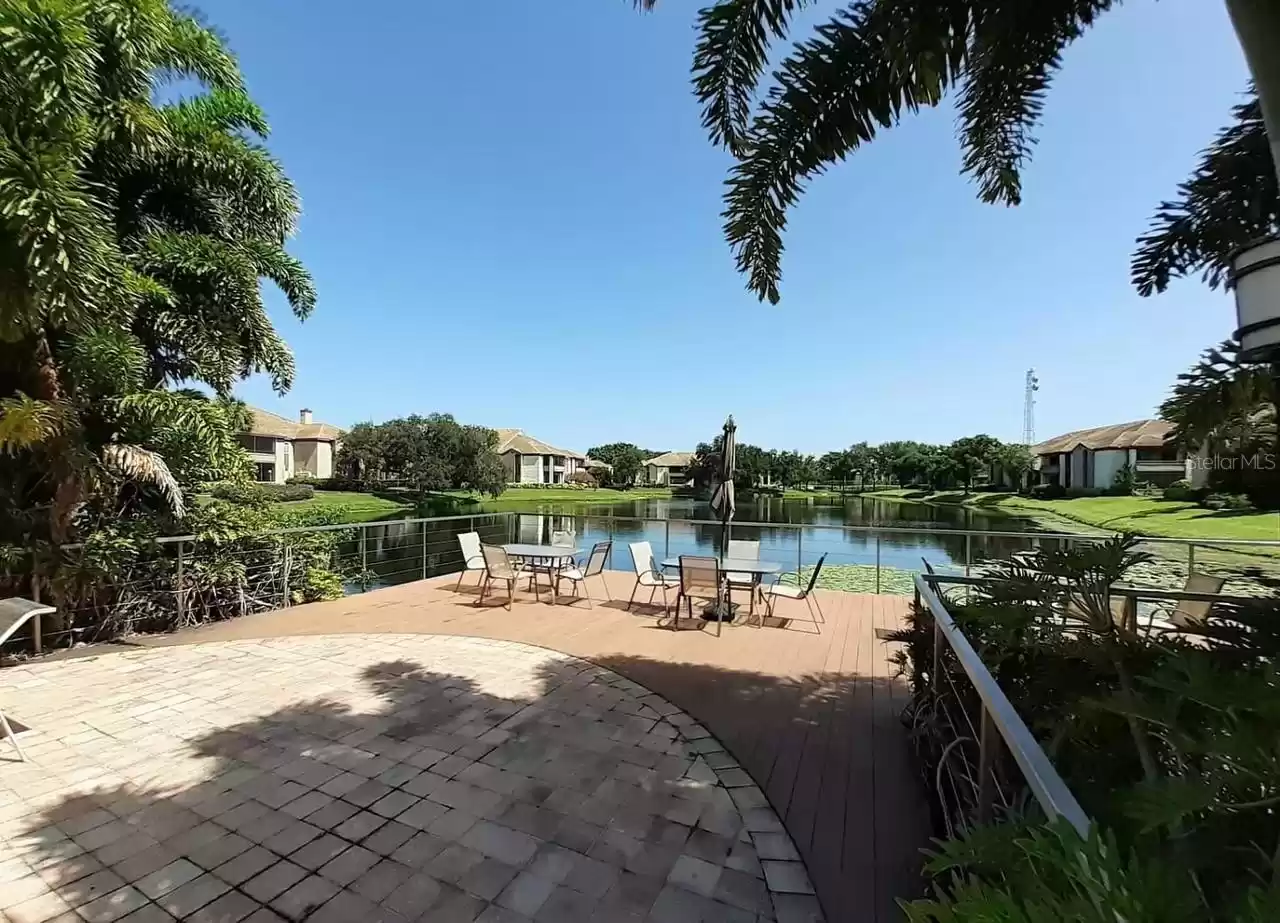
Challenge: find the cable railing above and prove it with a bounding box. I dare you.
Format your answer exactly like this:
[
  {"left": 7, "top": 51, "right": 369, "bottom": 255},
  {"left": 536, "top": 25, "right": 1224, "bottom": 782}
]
[
  {"left": 910, "top": 573, "right": 1091, "bottom": 837},
  {"left": 14, "top": 511, "right": 1279, "bottom": 652}
]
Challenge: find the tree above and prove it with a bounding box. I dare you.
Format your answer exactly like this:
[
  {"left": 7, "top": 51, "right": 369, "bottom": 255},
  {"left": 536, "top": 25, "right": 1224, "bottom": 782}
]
[
  {"left": 1160, "top": 339, "right": 1278, "bottom": 507},
  {"left": 0, "top": 0, "right": 313, "bottom": 616},
  {"left": 585, "top": 442, "right": 646, "bottom": 486},
  {"left": 947, "top": 435, "right": 1002, "bottom": 492},
  {"left": 993, "top": 442, "right": 1035, "bottom": 490},
  {"left": 336, "top": 415, "right": 506, "bottom": 498},
  {"left": 635, "top": 0, "right": 1280, "bottom": 303}
]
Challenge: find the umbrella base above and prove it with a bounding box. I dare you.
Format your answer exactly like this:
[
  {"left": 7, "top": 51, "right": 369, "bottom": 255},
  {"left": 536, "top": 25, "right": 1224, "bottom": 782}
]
[{"left": 701, "top": 601, "right": 738, "bottom": 622}]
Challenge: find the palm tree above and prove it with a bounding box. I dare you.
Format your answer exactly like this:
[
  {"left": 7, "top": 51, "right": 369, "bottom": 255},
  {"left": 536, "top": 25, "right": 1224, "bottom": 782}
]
[
  {"left": 634, "top": 1, "right": 1280, "bottom": 303},
  {"left": 0, "top": 0, "right": 313, "bottom": 611},
  {"left": 1132, "top": 93, "right": 1278, "bottom": 298}
]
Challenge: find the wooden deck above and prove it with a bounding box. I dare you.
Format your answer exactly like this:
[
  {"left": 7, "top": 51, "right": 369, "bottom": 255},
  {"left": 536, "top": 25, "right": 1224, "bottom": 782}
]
[{"left": 137, "top": 571, "right": 932, "bottom": 922}]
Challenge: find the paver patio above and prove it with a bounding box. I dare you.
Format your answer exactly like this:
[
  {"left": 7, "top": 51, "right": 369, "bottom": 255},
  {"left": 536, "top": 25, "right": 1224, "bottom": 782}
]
[{"left": 0, "top": 571, "right": 930, "bottom": 922}]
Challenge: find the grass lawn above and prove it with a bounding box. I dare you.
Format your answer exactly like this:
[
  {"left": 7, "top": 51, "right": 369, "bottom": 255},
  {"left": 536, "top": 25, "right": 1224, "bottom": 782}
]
[
  {"left": 866, "top": 488, "right": 1280, "bottom": 543},
  {"left": 277, "top": 490, "right": 411, "bottom": 517}
]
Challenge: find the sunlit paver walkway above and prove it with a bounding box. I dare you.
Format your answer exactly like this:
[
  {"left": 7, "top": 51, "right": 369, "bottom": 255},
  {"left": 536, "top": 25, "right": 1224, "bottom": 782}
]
[{"left": 0, "top": 635, "right": 823, "bottom": 922}]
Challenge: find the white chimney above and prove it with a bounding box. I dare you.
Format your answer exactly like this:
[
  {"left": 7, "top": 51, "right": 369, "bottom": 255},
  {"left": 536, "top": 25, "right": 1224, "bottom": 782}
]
[{"left": 299, "top": 408, "right": 313, "bottom": 425}]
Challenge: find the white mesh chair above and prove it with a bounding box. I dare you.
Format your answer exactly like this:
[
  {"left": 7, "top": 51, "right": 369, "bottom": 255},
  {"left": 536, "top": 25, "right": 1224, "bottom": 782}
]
[
  {"left": 1, "top": 598, "right": 55, "bottom": 761},
  {"left": 551, "top": 530, "right": 576, "bottom": 548},
  {"left": 726, "top": 539, "right": 761, "bottom": 610},
  {"left": 555, "top": 541, "right": 612, "bottom": 607},
  {"left": 764, "top": 554, "right": 827, "bottom": 632},
  {"left": 455, "top": 531, "right": 486, "bottom": 591},
  {"left": 627, "top": 541, "right": 678, "bottom": 612},
  {"left": 478, "top": 545, "right": 528, "bottom": 609}
]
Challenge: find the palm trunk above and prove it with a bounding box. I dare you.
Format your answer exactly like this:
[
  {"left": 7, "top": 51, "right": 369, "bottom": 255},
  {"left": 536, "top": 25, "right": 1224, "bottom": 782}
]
[
  {"left": 31, "top": 332, "right": 78, "bottom": 634},
  {"left": 1226, "top": 0, "right": 1280, "bottom": 187}
]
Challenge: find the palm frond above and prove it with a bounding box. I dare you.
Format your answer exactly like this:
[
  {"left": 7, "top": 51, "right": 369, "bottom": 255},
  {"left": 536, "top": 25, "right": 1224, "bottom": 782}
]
[
  {"left": 0, "top": 393, "right": 70, "bottom": 453},
  {"left": 163, "top": 87, "right": 269, "bottom": 139},
  {"left": 101, "top": 443, "right": 184, "bottom": 516},
  {"left": 693, "top": 1, "right": 812, "bottom": 156},
  {"left": 958, "top": 2, "right": 1112, "bottom": 205},
  {"left": 242, "top": 238, "right": 316, "bottom": 319},
  {"left": 157, "top": 10, "right": 243, "bottom": 93},
  {"left": 1131, "top": 90, "right": 1279, "bottom": 296},
  {"left": 724, "top": 1, "right": 976, "bottom": 302}
]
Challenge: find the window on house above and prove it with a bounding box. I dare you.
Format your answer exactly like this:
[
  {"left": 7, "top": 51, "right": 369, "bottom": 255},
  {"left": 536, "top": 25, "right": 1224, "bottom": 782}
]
[
  {"left": 254, "top": 463, "right": 276, "bottom": 482},
  {"left": 1136, "top": 446, "right": 1180, "bottom": 462},
  {"left": 238, "top": 435, "right": 275, "bottom": 454}
]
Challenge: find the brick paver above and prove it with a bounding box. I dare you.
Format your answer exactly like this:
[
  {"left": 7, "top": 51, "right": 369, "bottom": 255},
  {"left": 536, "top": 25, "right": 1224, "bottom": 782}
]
[{"left": 0, "top": 632, "right": 831, "bottom": 921}]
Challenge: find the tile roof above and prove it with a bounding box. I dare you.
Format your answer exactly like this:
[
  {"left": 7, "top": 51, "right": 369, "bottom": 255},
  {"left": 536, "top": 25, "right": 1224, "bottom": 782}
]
[
  {"left": 643, "top": 451, "right": 696, "bottom": 468},
  {"left": 246, "top": 407, "right": 343, "bottom": 441},
  {"left": 495, "top": 428, "right": 585, "bottom": 459},
  {"left": 1033, "top": 419, "right": 1173, "bottom": 455}
]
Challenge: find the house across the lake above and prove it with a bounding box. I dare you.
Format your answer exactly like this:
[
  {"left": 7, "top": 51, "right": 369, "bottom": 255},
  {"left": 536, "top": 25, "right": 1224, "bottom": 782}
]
[
  {"left": 495, "top": 429, "right": 587, "bottom": 485},
  {"left": 643, "top": 451, "right": 696, "bottom": 487},
  {"left": 241, "top": 408, "right": 343, "bottom": 484},
  {"left": 1033, "top": 419, "right": 1198, "bottom": 490}
]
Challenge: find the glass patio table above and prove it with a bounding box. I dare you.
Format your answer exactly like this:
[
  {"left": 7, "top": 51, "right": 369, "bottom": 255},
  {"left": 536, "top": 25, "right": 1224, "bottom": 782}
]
[
  {"left": 503, "top": 543, "right": 580, "bottom": 605},
  {"left": 662, "top": 556, "right": 782, "bottom": 622}
]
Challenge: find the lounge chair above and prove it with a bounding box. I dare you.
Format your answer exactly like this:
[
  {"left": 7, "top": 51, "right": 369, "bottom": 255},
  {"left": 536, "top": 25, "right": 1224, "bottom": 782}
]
[
  {"left": 1162, "top": 572, "right": 1227, "bottom": 631},
  {"left": 627, "top": 541, "right": 678, "bottom": 612},
  {"left": 1, "top": 598, "right": 56, "bottom": 761},
  {"left": 676, "top": 555, "right": 725, "bottom": 636},
  {"left": 455, "top": 531, "right": 486, "bottom": 591},
  {"left": 555, "top": 541, "right": 612, "bottom": 607},
  {"left": 478, "top": 544, "right": 528, "bottom": 609},
  {"left": 763, "top": 554, "right": 827, "bottom": 632}
]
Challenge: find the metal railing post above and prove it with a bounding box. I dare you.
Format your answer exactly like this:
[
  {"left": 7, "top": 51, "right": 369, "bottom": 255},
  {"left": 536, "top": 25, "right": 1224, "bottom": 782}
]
[
  {"left": 664, "top": 520, "right": 671, "bottom": 560},
  {"left": 282, "top": 545, "right": 291, "bottom": 607},
  {"left": 1187, "top": 542, "right": 1196, "bottom": 575},
  {"left": 360, "top": 525, "right": 368, "bottom": 575},
  {"left": 875, "top": 533, "right": 882, "bottom": 594},
  {"left": 931, "top": 618, "right": 942, "bottom": 692},
  {"left": 422, "top": 521, "right": 430, "bottom": 580},
  {"left": 977, "top": 707, "right": 997, "bottom": 824},
  {"left": 176, "top": 541, "right": 186, "bottom": 624},
  {"left": 797, "top": 529, "right": 803, "bottom": 578},
  {"left": 608, "top": 517, "right": 614, "bottom": 568},
  {"left": 964, "top": 533, "right": 972, "bottom": 577}
]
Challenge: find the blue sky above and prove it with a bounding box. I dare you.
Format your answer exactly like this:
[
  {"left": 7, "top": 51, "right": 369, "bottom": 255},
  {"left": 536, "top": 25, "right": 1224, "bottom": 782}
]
[{"left": 209, "top": 0, "right": 1250, "bottom": 455}]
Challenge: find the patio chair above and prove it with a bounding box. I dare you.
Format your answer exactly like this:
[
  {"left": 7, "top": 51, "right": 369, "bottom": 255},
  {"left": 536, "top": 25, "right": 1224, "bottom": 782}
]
[
  {"left": 1, "top": 598, "right": 55, "bottom": 761},
  {"left": 675, "top": 555, "right": 725, "bottom": 636},
  {"left": 454, "top": 531, "right": 486, "bottom": 591},
  {"left": 726, "top": 539, "right": 762, "bottom": 609},
  {"left": 627, "top": 541, "right": 678, "bottom": 612},
  {"left": 478, "top": 544, "right": 529, "bottom": 609},
  {"left": 555, "top": 541, "right": 612, "bottom": 607},
  {"left": 763, "top": 554, "right": 827, "bottom": 632},
  {"left": 1162, "top": 572, "right": 1227, "bottom": 631}
]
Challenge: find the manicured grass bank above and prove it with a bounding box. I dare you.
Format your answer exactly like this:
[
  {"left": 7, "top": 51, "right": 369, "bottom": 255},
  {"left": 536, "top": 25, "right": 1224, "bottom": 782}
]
[{"left": 866, "top": 488, "right": 1280, "bottom": 543}]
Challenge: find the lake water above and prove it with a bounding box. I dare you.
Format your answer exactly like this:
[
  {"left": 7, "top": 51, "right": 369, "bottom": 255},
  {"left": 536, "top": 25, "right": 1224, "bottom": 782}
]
[{"left": 344, "top": 494, "right": 1078, "bottom": 595}]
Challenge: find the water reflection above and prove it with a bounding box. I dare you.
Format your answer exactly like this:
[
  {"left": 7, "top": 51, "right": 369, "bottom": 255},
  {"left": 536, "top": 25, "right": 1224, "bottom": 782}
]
[{"left": 344, "top": 495, "right": 1072, "bottom": 593}]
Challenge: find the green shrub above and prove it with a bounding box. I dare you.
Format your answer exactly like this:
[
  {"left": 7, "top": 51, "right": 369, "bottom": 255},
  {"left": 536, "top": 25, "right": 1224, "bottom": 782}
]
[
  {"left": 285, "top": 473, "right": 316, "bottom": 485},
  {"left": 1031, "top": 483, "right": 1066, "bottom": 499},
  {"left": 314, "top": 477, "right": 368, "bottom": 492},
  {"left": 1108, "top": 462, "right": 1137, "bottom": 496},
  {"left": 567, "top": 470, "right": 597, "bottom": 487},
  {"left": 1162, "top": 479, "right": 1193, "bottom": 500},
  {"left": 1201, "top": 491, "right": 1253, "bottom": 511}
]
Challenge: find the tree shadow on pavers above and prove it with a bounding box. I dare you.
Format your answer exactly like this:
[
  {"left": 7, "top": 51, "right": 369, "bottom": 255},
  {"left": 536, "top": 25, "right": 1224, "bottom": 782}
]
[
  {"left": 7, "top": 647, "right": 796, "bottom": 922},
  {"left": 580, "top": 653, "right": 933, "bottom": 923}
]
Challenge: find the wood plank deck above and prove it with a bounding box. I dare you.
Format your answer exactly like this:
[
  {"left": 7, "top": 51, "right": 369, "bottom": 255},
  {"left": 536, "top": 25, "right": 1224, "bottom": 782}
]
[{"left": 137, "top": 570, "right": 932, "bottom": 921}]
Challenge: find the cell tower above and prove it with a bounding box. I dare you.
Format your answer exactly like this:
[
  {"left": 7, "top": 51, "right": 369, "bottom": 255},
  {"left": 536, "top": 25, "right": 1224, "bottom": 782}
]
[{"left": 1023, "top": 369, "right": 1039, "bottom": 445}]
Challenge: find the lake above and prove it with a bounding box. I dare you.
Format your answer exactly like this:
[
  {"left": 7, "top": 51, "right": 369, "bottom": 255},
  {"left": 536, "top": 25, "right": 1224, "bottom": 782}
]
[{"left": 344, "top": 494, "right": 1078, "bottom": 595}]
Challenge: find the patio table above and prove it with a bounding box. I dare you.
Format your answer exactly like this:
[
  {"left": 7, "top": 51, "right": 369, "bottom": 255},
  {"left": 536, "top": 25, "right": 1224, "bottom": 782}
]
[
  {"left": 504, "top": 543, "right": 580, "bottom": 605},
  {"left": 662, "top": 556, "right": 782, "bottom": 622}
]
